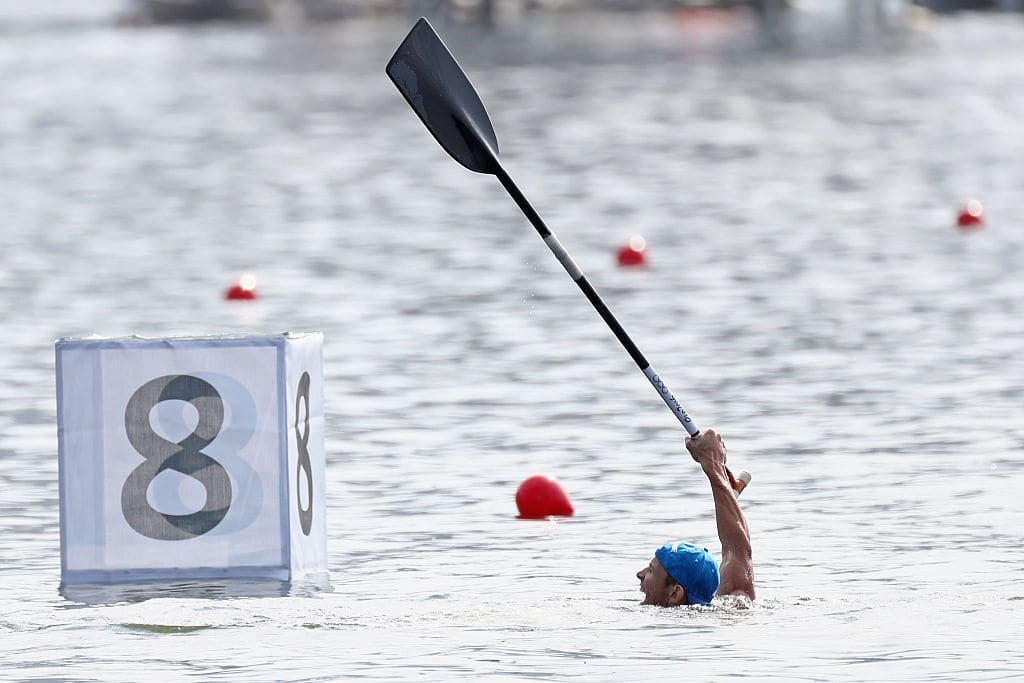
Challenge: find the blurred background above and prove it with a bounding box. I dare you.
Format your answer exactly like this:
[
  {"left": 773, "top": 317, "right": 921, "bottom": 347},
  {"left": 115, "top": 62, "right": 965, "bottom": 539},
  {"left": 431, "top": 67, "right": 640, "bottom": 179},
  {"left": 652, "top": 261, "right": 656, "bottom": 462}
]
[{"left": 1, "top": 1, "right": 1022, "bottom": 681}]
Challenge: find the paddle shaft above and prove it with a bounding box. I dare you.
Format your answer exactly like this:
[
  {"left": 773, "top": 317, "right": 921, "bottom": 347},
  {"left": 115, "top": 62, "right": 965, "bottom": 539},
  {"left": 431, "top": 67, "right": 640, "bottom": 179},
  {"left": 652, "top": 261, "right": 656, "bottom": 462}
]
[{"left": 495, "top": 167, "right": 701, "bottom": 439}]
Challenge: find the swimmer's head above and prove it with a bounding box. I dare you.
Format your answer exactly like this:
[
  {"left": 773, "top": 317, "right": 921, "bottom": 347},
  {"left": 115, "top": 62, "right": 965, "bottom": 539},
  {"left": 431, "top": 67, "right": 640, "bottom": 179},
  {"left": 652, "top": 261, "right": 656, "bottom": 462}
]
[{"left": 637, "top": 542, "right": 719, "bottom": 607}]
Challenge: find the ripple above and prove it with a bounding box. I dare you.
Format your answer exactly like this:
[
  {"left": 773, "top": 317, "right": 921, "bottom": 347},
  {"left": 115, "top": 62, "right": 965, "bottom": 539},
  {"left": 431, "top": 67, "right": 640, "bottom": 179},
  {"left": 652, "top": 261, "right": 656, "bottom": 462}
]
[{"left": 2, "top": 6, "right": 1024, "bottom": 682}]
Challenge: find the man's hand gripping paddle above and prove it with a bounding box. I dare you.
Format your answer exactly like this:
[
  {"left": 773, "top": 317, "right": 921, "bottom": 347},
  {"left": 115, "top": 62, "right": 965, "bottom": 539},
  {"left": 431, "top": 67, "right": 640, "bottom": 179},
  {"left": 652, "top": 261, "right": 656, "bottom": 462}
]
[{"left": 387, "top": 18, "right": 749, "bottom": 495}]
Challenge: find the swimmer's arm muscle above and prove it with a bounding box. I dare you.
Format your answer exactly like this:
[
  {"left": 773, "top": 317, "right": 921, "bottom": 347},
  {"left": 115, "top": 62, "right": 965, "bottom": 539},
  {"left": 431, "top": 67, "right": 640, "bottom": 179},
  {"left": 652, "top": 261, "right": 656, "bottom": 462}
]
[
  {"left": 686, "top": 429, "right": 755, "bottom": 601},
  {"left": 705, "top": 463, "right": 755, "bottom": 600}
]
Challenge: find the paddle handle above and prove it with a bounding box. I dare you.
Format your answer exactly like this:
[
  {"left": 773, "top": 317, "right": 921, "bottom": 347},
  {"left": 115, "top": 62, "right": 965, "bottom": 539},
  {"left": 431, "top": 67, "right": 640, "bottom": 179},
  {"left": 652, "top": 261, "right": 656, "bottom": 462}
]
[{"left": 495, "top": 166, "right": 700, "bottom": 439}]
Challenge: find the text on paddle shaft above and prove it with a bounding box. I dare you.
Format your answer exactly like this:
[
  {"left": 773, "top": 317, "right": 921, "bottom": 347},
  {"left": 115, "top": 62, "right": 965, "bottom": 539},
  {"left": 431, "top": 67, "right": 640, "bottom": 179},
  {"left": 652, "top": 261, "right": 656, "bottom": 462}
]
[{"left": 648, "top": 373, "right": 692, "bottom": 424}]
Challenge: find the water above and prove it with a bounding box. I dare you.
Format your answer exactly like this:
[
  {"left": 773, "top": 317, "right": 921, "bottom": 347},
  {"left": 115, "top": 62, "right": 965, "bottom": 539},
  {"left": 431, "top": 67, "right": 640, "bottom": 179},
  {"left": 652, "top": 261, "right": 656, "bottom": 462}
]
[{"left": 2, "top": 3, "right": 1023, "bottom": 680}]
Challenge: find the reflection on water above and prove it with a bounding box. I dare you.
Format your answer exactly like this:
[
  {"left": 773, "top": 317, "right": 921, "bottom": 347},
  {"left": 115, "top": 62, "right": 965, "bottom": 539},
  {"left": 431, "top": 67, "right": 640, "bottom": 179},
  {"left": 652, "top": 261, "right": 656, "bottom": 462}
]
[
  {"left": 1, "top": 3, "right": 1023, "bottom": 681},
  {"left": 58, "top": 577, "right": 297, "bottom": 606}
]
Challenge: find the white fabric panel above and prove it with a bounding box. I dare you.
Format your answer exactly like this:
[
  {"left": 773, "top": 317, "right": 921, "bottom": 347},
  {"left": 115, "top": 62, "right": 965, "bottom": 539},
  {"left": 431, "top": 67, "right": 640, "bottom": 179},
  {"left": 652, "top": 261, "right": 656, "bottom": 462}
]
[
  {"left": 56, "top": 335, "right": 326, "bottom": 583},
  {"left": 284, "top": 332, "right": 328, "bottom": 577}
]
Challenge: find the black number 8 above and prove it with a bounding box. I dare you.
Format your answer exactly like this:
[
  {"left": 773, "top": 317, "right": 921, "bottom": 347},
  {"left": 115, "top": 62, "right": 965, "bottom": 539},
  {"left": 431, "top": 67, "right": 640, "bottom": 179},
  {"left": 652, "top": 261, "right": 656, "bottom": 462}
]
[
  {"left": 121, "top": 375, "right": 232, "bottom": 541},
  {"left": 295, "top": 371, "right": 313, "bottom": 536}
]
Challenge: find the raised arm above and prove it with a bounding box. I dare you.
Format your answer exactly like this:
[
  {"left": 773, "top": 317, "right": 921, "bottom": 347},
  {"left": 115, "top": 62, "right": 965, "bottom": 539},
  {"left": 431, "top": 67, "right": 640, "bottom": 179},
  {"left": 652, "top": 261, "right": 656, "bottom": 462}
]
[{"left": 685, "top": 429, "right": 755, "bottom": 601}]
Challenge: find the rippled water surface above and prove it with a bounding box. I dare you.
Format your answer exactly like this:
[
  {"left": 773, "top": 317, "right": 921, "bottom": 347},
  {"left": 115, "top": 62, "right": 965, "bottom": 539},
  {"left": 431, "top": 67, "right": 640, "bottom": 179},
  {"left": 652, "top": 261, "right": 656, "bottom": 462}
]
[{"left": 2, "top": 2, "right": 1023, "bottom": 680}]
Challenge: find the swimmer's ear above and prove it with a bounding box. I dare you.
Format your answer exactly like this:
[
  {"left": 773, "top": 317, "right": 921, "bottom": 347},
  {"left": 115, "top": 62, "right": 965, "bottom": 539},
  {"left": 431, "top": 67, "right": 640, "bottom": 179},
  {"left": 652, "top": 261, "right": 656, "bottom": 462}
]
[{"left": 668, "top": 584, "right": 687, "bottom": 607}]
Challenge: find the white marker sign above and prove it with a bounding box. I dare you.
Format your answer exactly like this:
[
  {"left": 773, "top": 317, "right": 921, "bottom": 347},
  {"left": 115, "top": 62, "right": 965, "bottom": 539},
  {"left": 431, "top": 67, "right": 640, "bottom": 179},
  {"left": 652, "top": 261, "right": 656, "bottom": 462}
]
[{"left": 56, "top": 333, "right": 327, "bottom": 584}]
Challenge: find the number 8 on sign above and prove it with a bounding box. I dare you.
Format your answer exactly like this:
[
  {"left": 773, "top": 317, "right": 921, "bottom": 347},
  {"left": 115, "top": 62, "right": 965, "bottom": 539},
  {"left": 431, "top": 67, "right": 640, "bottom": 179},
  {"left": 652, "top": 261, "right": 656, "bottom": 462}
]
[
  {"left": 295, "top": 371, "right": 313, "bottom": 536},
  {"left": 121, "top": 375, "right": 233, "bottom": 541}
]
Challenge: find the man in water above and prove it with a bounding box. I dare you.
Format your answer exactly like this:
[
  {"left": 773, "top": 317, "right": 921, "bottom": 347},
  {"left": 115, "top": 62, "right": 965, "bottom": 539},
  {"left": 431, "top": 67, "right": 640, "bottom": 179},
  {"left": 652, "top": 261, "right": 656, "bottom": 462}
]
[{"left": 636, "top": 429, "right": 755, "bottom": 606}]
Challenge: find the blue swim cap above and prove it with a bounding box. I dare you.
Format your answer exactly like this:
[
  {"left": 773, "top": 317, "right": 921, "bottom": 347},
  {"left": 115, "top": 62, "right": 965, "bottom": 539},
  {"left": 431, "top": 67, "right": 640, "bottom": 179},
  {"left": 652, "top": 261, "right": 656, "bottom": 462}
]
[{"left": 655, "top": 542, "right": 720, "bottom": 605}]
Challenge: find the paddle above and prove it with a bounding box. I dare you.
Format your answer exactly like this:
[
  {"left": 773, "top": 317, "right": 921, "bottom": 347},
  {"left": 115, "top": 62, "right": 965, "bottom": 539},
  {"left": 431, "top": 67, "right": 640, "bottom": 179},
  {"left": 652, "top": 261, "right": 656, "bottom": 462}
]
[{"left": 387, "top": 18, "right": 745, "bottom": 489}]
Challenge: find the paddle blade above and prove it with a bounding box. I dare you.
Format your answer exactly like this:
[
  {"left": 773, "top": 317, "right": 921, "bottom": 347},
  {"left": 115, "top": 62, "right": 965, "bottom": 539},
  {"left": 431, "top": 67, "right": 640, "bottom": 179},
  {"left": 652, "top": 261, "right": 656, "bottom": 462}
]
[{"left": 387, "top": 18, "right": 501, "bottom": 175}]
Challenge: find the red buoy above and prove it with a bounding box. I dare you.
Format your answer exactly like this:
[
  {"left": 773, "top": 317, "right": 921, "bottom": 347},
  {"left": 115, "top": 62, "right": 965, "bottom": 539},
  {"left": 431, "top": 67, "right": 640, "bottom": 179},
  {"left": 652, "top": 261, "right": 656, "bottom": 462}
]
[
  {"left": 956, "top": 200, "right": 984, "bottom": 231},
  {"left": 515, "top": 474, "right": 574, "bottom": 519},
  {"left": 225, "top": 273, "right": 259, "bottom": 301},
  {"left": 616, "top": 235, "right": 647, "bottom": 267}
]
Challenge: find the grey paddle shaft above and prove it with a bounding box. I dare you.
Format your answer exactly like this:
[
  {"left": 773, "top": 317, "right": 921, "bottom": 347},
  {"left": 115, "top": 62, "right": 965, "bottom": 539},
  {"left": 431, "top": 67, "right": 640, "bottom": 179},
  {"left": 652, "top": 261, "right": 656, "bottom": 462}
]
[
  {"left": 495, "top": 168, "right": 701, "bottom": 439},
  {"left": 386, "top": 18, "right": 707, "bottom": 443}
]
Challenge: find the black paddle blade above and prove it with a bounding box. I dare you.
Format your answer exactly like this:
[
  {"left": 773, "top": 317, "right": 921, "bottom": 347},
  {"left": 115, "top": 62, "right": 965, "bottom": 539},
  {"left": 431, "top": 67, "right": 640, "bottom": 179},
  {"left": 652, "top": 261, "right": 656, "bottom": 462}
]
[{"left": 387, "top": 18, "right": 501, "bottom": 175}]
